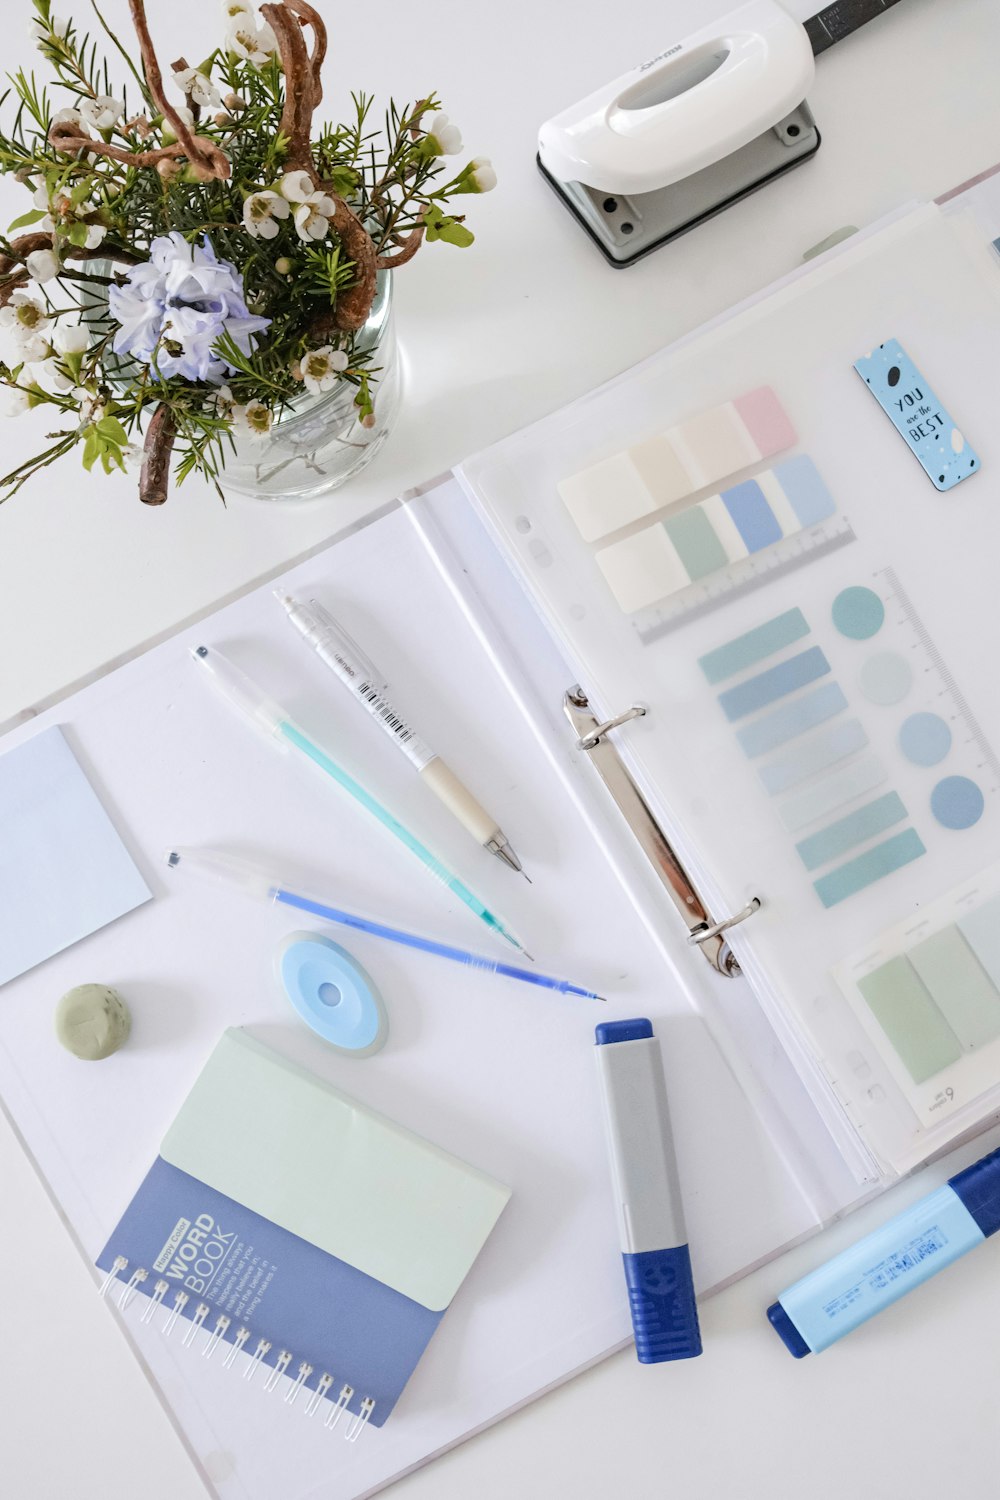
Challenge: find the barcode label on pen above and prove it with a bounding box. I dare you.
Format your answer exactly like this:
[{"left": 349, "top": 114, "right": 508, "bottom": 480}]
[
  {"left": 357, "top": 682, "right": 434, "bottom": 770},
  {"left": 866, "top": 1230, "right": 948, "bottom": 1290}
]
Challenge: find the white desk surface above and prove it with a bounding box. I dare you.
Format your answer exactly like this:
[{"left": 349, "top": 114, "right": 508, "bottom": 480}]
[{"left": 2, "top": 0, "right": 1000, "bottom": 1495}]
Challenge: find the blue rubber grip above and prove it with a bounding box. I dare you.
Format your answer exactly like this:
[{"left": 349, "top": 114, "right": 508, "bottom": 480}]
[{"left": 622, "top": 1246, "right": 702, "bottom": 1362}]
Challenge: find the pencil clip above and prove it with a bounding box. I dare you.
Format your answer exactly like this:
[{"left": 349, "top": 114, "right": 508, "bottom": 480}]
[{"left": 563, "top": 687, "right": 761, "bottom": 976}]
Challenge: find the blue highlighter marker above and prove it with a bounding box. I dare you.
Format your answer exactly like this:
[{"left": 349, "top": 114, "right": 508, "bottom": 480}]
[
  {"left": 769, "top": 1145, "right": 1000, "bottom": 1356},
  {"left": 594, "top": 1019, "right": 701, "bottom": 1363}
]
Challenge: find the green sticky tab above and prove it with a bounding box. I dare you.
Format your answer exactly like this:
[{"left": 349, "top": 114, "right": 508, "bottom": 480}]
[
  {"left": 662, "top": 506, "right": 728, "bottom": 582},
  {"left": 699, "top": 608, "right": 810, "bottom": 685},
  {"left": 909, "top": 928, "right": 1000, "bottom": 1051},
  {"left": 812, "top": 828, "right": 925, "bottom": 907},
  {"left": 858, "top": 956, "right": 962, "bottom": 1083}
]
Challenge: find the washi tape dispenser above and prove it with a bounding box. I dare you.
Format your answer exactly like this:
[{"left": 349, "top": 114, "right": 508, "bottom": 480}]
[{"left": 537, "top": 0, "right": 819, "bottom": 267}]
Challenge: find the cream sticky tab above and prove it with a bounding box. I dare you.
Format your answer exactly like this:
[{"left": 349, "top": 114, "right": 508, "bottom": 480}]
[
  {"left": 595, "top": 525, "right": 689, "bottom": 613},
  {"left": 558, "top": 386, "right": 795, "bottom": 542},
  {"left": 161, "top": 1029, "right": 511, "bottom": 1313},
  {"left": 557, "top": 450, "right": 663, "bottom": 542},
  {"left": 667, "top": 401, "right": 759, "bottom": 489}
]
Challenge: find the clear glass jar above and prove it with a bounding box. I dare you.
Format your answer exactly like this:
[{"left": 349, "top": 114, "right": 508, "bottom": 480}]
[
  {"left": 220, "top": 270, "right": 401, "bottom": 500},
  {"left": 78, "top": 263, "right": 400, "bottom": 503}
]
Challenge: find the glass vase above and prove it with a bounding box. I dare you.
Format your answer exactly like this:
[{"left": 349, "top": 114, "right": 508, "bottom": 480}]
[{"left": 220, "top": 270, "right": 401, "bottom": 501}]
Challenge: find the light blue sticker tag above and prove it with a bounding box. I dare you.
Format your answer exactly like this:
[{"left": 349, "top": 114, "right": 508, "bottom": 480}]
[{"left": 854, "top": 338, "right": 979, "bottom": 492}]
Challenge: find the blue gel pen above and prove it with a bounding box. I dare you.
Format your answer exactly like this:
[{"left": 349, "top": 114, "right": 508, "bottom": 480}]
[
  {"left": 594, "top": 1019, "right": 702, "bottom": 1363},
  {"left": 768, "top": 1145, "right": 1000, "bottom": 1356}
]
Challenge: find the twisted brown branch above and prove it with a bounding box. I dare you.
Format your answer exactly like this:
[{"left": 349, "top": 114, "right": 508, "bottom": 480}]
[
  {"left": 120, "top": 2, "right": 228, "bottom": 179},
  {"left": 375, "top": 223, "right": 424, "bottom": 270},
  {"left": 0, "top": 234, "right": 142, "bottom": 307},
  {"left": 261, "top": 1, "right": 377, "bottom": 333},
  {"left": 283, "top": 0, "right": 327, "bottom": 105},
  {"left": 139, "top": 405, "right": 177, "bottom": 506}
]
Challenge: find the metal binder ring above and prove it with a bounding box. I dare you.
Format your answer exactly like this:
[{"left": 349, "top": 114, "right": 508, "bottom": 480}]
[
  {"left": 576, "top": 704, "right": 646, "bottom": 751},
  {"left": 687, "top": 897, "right": 761, "bottom": 947}
]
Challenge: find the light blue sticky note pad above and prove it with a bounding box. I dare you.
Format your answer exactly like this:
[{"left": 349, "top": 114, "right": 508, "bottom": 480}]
[
  {"left": 0, "top": 726, "right": 151, "bottom": 985},
  {"left": 854, "top": 338, "right": 979, "bottom": 492}
]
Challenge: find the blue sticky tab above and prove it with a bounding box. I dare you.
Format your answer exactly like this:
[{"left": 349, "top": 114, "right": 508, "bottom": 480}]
[
  {"left": 622, "top": 1246, "right": 702, "bottom": 1363},
  {"left": 854, "top": 338, "right": 979, "bottom": 492}
]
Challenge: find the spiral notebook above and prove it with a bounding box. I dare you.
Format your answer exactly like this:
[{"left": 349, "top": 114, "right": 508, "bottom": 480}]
[{"left": 97, "top": 1028, "right": 511, "bottom": 1438}]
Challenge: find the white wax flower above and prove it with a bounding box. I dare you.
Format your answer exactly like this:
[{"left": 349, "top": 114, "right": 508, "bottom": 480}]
[
  {"left": 240, "top": 400, "right": 273, "bottom": 440},
  {"left": 76, "top": 391, "right": 105, "bottom": 425},
  {"left": 0, "top": 290, "right": 49, "bottom": 347},
  {"left": 279, "top": 170, "right": 314, "bottom": 203},
  {"left": 299, "top": 346, "right": 349, "bottom": 393},
  {"left": 425, "top": 111, "right": 462, "bottom": 155},
  {"left": 79, "top": 95, "right": 124, "bottom": 131},
  {"left": 28, "top": 355, "right": 73, "bottom": 393},
  {"left": 82, "top": 223, "right": 107, "bottom": 249},
  {"left": 26, "top": 248, "right": 59, "bottom": 283},
  {"left": 173, "top": 67, "right": 222, "bottom": 110},
  {"left": 293, "top": 193, "right": 335, "bottom": 242},
  {"left": 30, "top": 14, "right": 68, "bottom": 42},
  {"left": 0, "top": 387, "right": 31, "bottom": 416},
  {"left": 221, "top": 0, "right": 254, "bottom": 17},
  {"left": 54, "top": 322, "right": 90, "bottom": 355},
  {"left": 243, "top": 190, "right": 290, "bottom": 239},
  {"left": 226, "top": 18, "right": 277, "bottom": 65},
  {"left": 468, "top": 157, "right": 497, "bottom": 192}
]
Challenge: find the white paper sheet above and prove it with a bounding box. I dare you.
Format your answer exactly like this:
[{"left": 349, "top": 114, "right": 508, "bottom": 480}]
[{"left": 0, "top": 501, "right": 853, "bottom": 1500}]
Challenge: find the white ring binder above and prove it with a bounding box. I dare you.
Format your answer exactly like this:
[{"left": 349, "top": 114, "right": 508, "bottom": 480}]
[{"left": 96, "top": 1261, "right": 377, "bottom": 1440}]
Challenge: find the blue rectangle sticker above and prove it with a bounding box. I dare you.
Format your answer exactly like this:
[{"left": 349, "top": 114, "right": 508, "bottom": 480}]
[{"left": 853, "top": 338, "right": 979, "bottom": 492}]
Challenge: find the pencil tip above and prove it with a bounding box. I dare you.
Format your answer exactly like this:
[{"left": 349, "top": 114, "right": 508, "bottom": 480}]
[
  {"left": 521, "top": 951, "right": 535, "bottom": 964},
  {"left": 521, "top": 870, "right": 533, "bottom": 884}
]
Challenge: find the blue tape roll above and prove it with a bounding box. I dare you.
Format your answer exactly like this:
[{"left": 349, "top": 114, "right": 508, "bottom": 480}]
[{"left": 276, "top": 931, "right": 389, "bottom": 1056}]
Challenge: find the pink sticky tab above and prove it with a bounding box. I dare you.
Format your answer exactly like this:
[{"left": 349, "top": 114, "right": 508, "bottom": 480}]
[{"left": 732, "top": 387, "right": 796, "bottom": 458}]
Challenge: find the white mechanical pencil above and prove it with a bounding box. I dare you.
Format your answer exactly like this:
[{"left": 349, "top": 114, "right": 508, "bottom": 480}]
[{"left": 277, "top": 593, "right": 529, "bottom": 878}]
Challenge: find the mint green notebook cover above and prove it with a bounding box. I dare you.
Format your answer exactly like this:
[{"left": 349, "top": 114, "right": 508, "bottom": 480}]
[{"left": 160, "top": 1028, "right": 511, "bottom": 1312}]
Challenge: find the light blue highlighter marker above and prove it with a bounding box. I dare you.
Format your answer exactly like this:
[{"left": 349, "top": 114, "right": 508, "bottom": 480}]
[{"left": 768, "top": 1146, "right": 1000, "bottom": 1356}]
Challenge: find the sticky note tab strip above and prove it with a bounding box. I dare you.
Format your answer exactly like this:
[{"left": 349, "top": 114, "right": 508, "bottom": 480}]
[
  {"left": 558, "top": 386, "right": 795, "bottom": 542},
  {"left": 594, "top": 457, "right": 835, "bottom": 614}
]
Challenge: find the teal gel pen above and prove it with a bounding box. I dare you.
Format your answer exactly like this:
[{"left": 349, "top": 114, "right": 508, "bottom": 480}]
[
  {"left": 768, "top": 1145, "right": 1000, "bottom": 1356},
  {"left": 191, "top": 645, "right": 527, "bottom": 955}
]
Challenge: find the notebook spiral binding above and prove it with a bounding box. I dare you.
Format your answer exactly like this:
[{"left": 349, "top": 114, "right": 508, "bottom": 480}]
[{"left": 98, "top": 1257, "right": 376, "bottom": 1441}]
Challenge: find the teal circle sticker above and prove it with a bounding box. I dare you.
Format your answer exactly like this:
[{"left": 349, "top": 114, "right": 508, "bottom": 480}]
[
  {"left": 899, "top": 712, "right": 952, "bottom": 767},
  {"left": 832, "top": 586, "right": 885, "bottom": 640},
  {"left": 930, "top": 776, "right": 984, "bottom": 830}
]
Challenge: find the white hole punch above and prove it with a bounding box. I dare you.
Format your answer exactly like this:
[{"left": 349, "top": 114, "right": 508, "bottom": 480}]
[{"left": 537, "top": 0, "right": 819, "bottom": 265}]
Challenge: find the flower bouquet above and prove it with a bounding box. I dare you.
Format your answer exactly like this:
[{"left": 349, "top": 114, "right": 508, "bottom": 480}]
[{"left": 0, "top": 0, "right": 495, "bottom": 503}]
